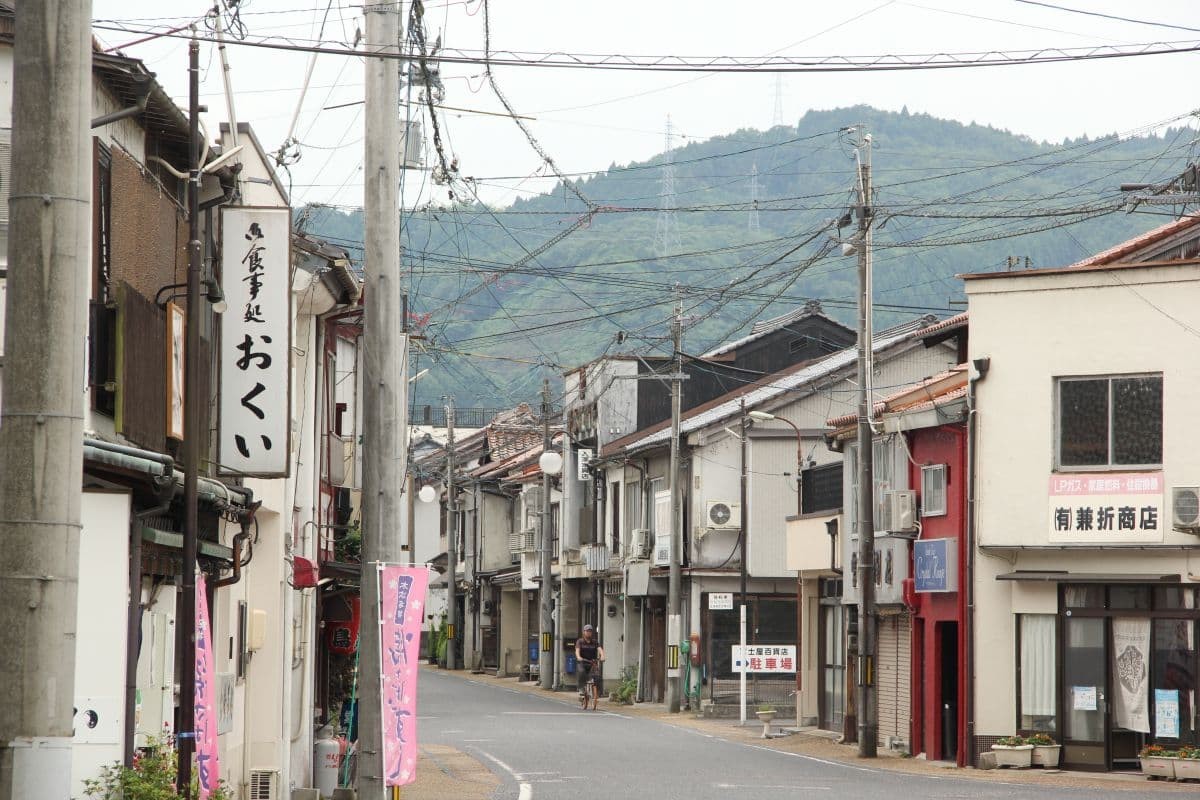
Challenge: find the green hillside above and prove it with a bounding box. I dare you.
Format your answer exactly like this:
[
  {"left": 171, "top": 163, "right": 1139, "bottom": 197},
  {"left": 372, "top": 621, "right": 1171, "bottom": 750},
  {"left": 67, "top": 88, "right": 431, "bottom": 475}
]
[{"left": 305, "top": 105, "right": 1195, "bottom": 407}]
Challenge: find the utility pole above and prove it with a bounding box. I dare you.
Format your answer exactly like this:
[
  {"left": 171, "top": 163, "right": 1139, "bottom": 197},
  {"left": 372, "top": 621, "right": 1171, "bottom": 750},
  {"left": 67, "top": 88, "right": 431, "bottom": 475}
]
[
  {"left": 538, "top": 379, "right": 555, "bottom": 690},
  {"left": 738, "top": 400, "right": 749, "bottom": 726},
  {"left": 853, "top": 129, "right": 878, "bottom": 758},
  {"left": 176, "top": 34, "right": 203, "bottom": 798},
  {"left": 666, "top": 299, "right": 684, "bottom": 713},
  {"left": 358, "top": 1, "right": 406, "bottom": 797},
  {"left": 444, "top": 397, "right": 458, "bottom": 671},
  {"left": 0, "top": 3, "right": 90, "bottom": 796}
]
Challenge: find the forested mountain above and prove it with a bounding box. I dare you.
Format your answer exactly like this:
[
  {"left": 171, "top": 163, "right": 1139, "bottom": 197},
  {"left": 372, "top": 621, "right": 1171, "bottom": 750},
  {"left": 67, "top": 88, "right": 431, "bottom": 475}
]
[{"left": 305, "top": 104, "right": 1195, "bottom": 407}]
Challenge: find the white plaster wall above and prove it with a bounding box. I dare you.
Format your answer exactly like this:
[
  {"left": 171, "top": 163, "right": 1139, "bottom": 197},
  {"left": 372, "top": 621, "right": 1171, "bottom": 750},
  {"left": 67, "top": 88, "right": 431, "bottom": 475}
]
[{"left": 967, "top": 263, "right": 1200, "bottom": 737}]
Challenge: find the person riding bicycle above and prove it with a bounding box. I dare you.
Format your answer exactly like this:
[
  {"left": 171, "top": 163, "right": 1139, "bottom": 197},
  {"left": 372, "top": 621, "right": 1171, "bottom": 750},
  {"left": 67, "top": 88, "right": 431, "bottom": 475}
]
[{"left": 575, "top": 624, "right": 605, "bottom": 700}]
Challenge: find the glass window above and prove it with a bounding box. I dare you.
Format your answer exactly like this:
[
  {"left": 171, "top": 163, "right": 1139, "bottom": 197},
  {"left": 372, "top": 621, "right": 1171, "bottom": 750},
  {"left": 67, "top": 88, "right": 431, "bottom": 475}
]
[
  {"left": 1020, "top": 614, "right": 1057, "bottom": 732},
  {"left": 1110, "top": 585, "right": 1151, "bottom": 610},
  {"left": 1152, "top": 618, "right": 1195, "bottom": 743},
  {"left": 1064, "top": 585, "right": 1104, "bottom": 608},
  {"left": 1057, "top": 375, "right": 1162, "bottom": 468},
  {"left": 1155, "top": 587, "right": 1196, "bottom": 610},
  {"left": 1064, "top": 617, "right": 1106, "bottom": 742}
]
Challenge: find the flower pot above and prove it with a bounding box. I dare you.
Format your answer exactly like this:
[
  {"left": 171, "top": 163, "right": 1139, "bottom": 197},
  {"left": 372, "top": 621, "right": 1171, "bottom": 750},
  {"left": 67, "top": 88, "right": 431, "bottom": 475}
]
[
  {"left": 1175, "top": 758, "right": 1200, "bottom": 780},
  {"left": 755, "top": 711, "right": 777, "bottom": 723},
  {"left": 1031, "top": 744, "right": 1061, "bottom": 768},
  {"left": 991, "top": 744, "right": 1033, "bottom": 768},
  {"left": 1140, "top": 756, "right": 1176, "bottom": 779}
]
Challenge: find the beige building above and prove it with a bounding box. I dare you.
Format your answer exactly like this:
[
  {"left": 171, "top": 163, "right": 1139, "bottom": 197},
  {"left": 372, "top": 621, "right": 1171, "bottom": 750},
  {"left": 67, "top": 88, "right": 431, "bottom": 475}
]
[{"left": 966, "top": 214, "right": 1200, "bottom": 770}]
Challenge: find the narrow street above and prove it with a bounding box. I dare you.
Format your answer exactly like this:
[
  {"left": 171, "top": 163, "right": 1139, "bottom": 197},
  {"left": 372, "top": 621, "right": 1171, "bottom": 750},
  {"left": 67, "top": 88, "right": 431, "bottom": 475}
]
[{"left": 418, "top": 671, "right": 1157, "bottom": 800}]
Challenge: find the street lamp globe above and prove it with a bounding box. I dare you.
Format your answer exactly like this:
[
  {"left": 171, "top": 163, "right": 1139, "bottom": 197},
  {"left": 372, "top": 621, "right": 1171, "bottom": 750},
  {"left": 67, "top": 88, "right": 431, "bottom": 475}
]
[
  {"left": 418, "top": 484, "right": 437, "bottom": 503},
  {"left": 538, "top": 450, "right": 563, "bottom": 476},
  {"left": 748, "top": 410, "right": 775, "bottom": 422}
]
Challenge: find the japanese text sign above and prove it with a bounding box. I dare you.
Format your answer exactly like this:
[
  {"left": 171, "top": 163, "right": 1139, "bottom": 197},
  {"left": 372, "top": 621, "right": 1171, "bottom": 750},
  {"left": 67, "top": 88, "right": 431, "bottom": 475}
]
[
  {"left": 1048, "top": 472, "right": 1163, "bottom": 544},
  {"left": 195, "top": 574, "right": 221, "bottom": 799},
  {"left": 732, "top": 645, "right": 796, "bottom": 673},
  {"left": 219, "top": 207, "right": 291, "bottom": 476},
  {"left": 378, "top": 565, "right": 430, "bottom": 787}
]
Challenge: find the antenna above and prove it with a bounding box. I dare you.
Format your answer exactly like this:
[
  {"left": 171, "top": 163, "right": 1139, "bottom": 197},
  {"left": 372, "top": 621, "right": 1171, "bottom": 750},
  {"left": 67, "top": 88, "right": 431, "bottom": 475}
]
[
  {"left": 655, "top": 115, "right": 681, "bottom": 258},
  {"left": 748, "top": 162, "right": 761, "bottom": 233}
]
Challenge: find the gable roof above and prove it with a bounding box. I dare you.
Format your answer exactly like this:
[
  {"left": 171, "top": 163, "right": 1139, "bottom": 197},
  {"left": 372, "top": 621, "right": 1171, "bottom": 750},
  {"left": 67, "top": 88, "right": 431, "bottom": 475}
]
[
  {"left": 702, "top": 300, "right": 850, "bottom": 358},
  {"left": 608, "top": 317, "right": 948, "bottom": 456},
  {"left": 1067, "top": 213, "right": 1200, "bottom": 270}
]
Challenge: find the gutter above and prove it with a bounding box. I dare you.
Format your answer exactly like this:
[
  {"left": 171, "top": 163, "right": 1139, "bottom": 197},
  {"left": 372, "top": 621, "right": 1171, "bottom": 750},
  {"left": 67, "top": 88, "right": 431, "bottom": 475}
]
[
  {"left": 91, "top": 74, "right": 151, "bottom": 129},
  {"left": 964, "top": 357, "right": 989, "bottom": 766}
]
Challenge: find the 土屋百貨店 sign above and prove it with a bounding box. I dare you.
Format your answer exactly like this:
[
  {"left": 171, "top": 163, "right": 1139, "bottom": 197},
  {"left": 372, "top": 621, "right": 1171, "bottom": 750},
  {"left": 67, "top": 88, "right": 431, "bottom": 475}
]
[
  {"left": 913, "top": 538, "right": 957, "bottom": 593},
  {"left": 732, "top": 645, "right": 796, "bottom": 673},
  {"left": 1048, "top": 472, "right": 1163, "bottom": 544},
  {"left": 219, "top": 207, "right": 291, "bottom": 477}
]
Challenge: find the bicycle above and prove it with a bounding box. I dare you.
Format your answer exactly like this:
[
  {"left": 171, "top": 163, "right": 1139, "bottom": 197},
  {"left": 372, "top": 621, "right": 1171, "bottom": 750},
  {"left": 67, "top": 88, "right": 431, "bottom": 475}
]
[{"left": 580, "top": 658, "right": 601, "bottom": 711}]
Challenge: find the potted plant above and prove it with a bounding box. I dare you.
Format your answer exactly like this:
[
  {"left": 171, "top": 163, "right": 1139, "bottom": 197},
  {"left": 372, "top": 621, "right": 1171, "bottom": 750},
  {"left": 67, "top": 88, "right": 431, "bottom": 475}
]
[
  {"left": 1175, "top": 746, "right": 1200, "bottom": 781},
  {"left": 755, "top": 704, "right": 777, "bottom": 723},
  {"left": 1140, "top": 744, "right": 1179, "bottom": 780},
  {"left": 990, "top": 736, "right": 1034, "bottom": 768},
  {"left": 1027, "top": 733, "right": 1061, "bottom": 767}
]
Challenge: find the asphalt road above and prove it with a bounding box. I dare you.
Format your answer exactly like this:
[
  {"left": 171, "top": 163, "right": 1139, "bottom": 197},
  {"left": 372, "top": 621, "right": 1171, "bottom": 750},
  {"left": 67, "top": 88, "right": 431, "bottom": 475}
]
[{"left": 417, "top": 670, "right": 1148, "bottom": 800}]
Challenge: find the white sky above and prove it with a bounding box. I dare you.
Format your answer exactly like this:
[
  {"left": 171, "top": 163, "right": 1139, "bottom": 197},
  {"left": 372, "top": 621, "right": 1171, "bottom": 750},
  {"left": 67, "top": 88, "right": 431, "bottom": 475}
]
[{"left": 90, "top": 0, "right": 1200, "bottom": 210}]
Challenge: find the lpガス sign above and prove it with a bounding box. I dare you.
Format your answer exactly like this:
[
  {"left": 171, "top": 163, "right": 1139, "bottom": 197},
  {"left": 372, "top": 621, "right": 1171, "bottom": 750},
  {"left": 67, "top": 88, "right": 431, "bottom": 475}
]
[
  {"left": 1048, "top": 472, "right": 1163, "bottom": 544},
  {"left": 219, "top": 207, "right": 291, "bottom": 476}
]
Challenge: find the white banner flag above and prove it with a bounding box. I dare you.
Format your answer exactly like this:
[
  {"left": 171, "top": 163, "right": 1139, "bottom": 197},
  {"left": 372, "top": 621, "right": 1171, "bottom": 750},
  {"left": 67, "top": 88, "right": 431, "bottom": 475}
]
[{"left": 1112, "top": 617, "right": 1151, "bottom": 733}]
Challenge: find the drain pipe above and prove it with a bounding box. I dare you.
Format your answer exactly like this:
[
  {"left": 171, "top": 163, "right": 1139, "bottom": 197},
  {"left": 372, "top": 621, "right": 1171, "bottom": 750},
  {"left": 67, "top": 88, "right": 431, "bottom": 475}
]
[
  {"left": 965, "top": 357, "right": 989, "bottom": 766},
  {"left": 123, "top": 492, "right": 173, "bottom": 767},
  {"left": 92, "top": 75, "right": 151, "bottom": 129}
]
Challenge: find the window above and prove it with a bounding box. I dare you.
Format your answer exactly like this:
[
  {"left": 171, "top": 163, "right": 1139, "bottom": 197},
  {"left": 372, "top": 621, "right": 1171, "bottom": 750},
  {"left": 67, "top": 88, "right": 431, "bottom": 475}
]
[
  {"left": 609, "top": 481, "right": 620, "bottom": 554},
  {"left": 1057, "top": 374, "right": 1162, "bottom": 468},
  {"left": 1018, "top": 614, "right": 1056, "bottom": 732},
  {"left": 845, "top": 437, "right": 904, "bottom": 535},
  {"left": 551, "top": 502, "right": 560, "bottom": 559},
  {"left": 921, "top": 464, "right": 947, "bottom": 517},
  {"left": 89, "top": 139, "right": 116, "bottom": 416},
  {"left": 801, "top": 462, "right": 842, "bottom": 515},
  {"left": 623, "top": 479, "right": 642, "bottom": 544}
]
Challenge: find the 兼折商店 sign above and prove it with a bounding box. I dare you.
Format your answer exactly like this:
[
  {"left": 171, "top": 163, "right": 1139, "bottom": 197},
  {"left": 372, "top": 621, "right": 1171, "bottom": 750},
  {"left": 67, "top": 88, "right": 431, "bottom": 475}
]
[
  {"left": 219, "top": 207, "right": 291, "bottom": 476},
  {"left": 913, "top": 537, "right": 957, "bottom": 593},
  {"left": 1047, "top": 472, "right": 1163, "bottom": 544}
]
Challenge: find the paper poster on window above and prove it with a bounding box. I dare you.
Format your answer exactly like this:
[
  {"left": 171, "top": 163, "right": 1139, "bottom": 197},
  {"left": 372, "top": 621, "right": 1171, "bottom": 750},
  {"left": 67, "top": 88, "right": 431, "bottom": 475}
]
[
  {"left": 1155, "top": 689, "right": 1180, "bottom": 739},
  {"left": 1047, "top": 473, "right": 1163, "bottom": 544},
  {"left": 1072, "top": 685, "right": 1097, "bottom": 711},
  {"left": 1112, "top": 617, "right": 1151, "bottom": 733}
]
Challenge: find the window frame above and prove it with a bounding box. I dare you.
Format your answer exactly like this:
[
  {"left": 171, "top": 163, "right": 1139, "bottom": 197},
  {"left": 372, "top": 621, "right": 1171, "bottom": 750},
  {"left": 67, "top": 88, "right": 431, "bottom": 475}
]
[
  {"left": 1054, "top": 372, "right": 1163, "bottom": 472},
  {"left": 920, "top": 464, "right": 948, "bottom": 517}
]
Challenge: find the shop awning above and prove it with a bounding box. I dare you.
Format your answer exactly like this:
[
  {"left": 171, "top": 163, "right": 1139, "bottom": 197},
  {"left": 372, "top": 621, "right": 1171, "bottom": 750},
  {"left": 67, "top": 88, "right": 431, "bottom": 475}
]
[{"left": 996, "top": 570, "right": 1180, "bottom": 583}]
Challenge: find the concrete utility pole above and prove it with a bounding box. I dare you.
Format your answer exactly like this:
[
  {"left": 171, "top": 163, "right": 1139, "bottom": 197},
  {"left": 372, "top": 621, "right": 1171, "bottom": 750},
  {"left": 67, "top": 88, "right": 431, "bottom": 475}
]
[
  {"left": 176, "top": 35, "right": 203, "bottom": 798},
  {"left": 358, "top": 2, "right": 406, "bottom": 797},
  {"left": 539, "top": 379, "right": 556, "bottom": 690},
  {"left": 0, "top": 3, "right": 91, "bottom": 797},
  {"left": 666, "top": 299, "right": 684, "bottom": 713},
  {"left": 853, "top": 130, "right": 878, "bottom": 758},
  {"left": 444, "top": 397, "right": 458, "bottom": 671}
]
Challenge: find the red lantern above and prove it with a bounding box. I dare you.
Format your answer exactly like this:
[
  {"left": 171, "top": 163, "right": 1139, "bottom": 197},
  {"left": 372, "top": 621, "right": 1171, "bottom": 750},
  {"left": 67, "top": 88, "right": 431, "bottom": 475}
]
[{"left": 325, "top": 595, "right": 360, "bottom": 656}]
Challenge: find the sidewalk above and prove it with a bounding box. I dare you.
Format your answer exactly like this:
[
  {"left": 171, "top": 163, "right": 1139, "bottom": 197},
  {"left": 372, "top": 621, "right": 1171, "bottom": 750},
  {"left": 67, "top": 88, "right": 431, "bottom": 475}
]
[
  {"left": 403, "top": 743, "right": 499, "bottom": 800},
  {"left": 430, "top": 664, "right": 1197, "bottom": 794}
]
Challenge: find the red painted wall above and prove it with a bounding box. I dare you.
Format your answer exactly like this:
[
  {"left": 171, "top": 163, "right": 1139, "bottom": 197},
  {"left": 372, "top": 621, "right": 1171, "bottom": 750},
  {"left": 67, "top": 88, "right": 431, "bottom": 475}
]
[{"left": 907, "top": 424, "right": 968, "bottom": 765}]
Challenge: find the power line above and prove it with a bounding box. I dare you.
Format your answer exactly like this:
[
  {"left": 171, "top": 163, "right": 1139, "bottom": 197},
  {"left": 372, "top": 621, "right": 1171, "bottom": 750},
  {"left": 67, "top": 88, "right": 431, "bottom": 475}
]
[{"left": 1011, "top": 0, "right": 1200, "bottom": 35}]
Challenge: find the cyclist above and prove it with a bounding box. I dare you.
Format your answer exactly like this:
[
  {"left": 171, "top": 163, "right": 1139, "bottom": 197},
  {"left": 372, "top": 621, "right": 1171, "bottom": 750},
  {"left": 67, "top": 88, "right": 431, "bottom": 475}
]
[{"left": 575, "top": 624, "right": 605, "bottom": 704}]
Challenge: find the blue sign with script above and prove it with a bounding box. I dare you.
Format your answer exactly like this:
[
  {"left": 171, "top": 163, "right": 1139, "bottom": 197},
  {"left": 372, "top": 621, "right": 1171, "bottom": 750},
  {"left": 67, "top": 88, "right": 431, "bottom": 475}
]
[{"left": 913, "top": 538, "right": 957, "bottom": 592}]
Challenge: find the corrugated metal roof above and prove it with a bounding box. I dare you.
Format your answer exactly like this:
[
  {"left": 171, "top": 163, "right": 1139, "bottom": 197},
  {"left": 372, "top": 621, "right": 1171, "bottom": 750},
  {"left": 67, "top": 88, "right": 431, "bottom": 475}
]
[{"left": 620, "top": 327, "right": 923, "bottom": 453}]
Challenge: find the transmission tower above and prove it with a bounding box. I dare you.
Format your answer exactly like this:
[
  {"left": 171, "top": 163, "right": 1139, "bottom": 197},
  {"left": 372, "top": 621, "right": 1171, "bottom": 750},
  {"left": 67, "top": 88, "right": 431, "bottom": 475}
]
[
  {"left": 748, "top": 161, "right": 761, "bottom": 233},
  {"left": 772, "top": 74, "right": 784, "bottom": 129},
  {"left": 655, "top": 115, "right": 681, "bottom": 257}
]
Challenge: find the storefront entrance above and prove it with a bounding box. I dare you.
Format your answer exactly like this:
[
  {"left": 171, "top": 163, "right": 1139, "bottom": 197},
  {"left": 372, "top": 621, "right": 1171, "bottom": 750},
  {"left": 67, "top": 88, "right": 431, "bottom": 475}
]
[
  {"left": 818, "top": 579, "right": 846, "bottom": 732},
  {"left": 1019, "top": 583, "right": 1198, "bottom": 771}
]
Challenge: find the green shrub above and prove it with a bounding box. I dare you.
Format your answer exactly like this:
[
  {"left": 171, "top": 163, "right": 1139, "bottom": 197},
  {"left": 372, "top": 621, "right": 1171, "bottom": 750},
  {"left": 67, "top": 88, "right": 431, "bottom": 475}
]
[
  {"left": 612, "top": 666, "right": 638, "bottom": 705},
  {"left": 83, "top": 735, "right": 232, "bottom": 800}
]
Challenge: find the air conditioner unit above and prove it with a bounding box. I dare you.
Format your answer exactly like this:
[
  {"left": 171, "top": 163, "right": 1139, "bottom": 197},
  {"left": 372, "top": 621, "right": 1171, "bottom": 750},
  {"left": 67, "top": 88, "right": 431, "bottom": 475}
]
[
  {"left": 706, "top": 500, "right": 741, "bottom": 529},
  {"left": 248, "top": 769, "right": 278, "bottom": 800},
  {"left": 630, "top": 528, "right": 651, "bottom": 560},
  {"left": 883, "top": 490, "right": 917, "bottom": 533},
  {"left": 1173, "top": 486, "right": 1200, "bottom": 531}
]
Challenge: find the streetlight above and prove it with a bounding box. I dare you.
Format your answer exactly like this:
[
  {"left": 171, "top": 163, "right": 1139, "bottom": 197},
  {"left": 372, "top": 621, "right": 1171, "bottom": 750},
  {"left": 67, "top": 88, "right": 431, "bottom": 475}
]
[
  {"left": 748, "top": 410, "right": 804, "bottom": 516},
  {"left": 417, "top": 484, "right": 437, "bottom": 504}
]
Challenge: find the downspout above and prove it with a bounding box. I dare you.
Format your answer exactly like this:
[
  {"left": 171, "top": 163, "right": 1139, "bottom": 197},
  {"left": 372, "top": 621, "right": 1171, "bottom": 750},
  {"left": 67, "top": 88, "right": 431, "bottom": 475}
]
[
  {"left": 91, "top": 75, "right": 151, "bottom": 129},
  {"left": 965, "top": 357, "right": 989, "bottom": 766},
  {"left": 123, "top": 491, "right": 174, "bottom": 767}
]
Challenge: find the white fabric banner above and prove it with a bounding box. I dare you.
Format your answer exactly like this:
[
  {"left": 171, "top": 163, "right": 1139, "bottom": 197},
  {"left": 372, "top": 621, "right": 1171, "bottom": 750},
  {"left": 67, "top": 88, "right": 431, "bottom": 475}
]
[{"left": 1112, "top": 617, "right": 1151, "bottom": 733}]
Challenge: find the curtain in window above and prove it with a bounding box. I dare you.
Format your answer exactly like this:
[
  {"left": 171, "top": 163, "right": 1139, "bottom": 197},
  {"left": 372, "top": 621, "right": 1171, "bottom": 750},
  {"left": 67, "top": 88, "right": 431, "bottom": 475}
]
[{"left": 1021, "top": 614, "right": 1056, "bottom": 722}]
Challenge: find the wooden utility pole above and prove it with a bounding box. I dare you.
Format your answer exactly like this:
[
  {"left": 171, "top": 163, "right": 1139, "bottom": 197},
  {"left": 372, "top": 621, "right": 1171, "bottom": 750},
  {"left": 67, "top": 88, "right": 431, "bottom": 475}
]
[
  {"left": 853, "top": 130, "right": 878, "bottom": 758},
  {"left": 666, "top": 299, "right": 684, "bottom": 713},
  {"left": 0, "top": 2, "right": 91, "bottom": 797},
  {"left": 358, "top": 2, "right": 406, "bottom": 797}
]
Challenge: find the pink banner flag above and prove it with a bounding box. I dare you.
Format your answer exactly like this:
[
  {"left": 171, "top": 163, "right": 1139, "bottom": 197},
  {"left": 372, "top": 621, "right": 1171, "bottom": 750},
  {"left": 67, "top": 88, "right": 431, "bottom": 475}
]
[
  {"left": 378, "top": 564, "right": 430, "bottom": 787},
  {"left": 195, "top": 574, "right": 221, "bottom": 798}
]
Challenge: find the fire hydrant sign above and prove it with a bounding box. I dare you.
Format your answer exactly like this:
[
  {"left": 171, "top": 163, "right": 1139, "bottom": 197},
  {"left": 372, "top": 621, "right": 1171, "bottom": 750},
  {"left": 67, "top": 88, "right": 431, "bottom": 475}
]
[
  {"left": 732, "top": 645, "right": 796, "bottom": 673},
  {"left": 378, "top": 565, "right": 430, "bottom": 787}
]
